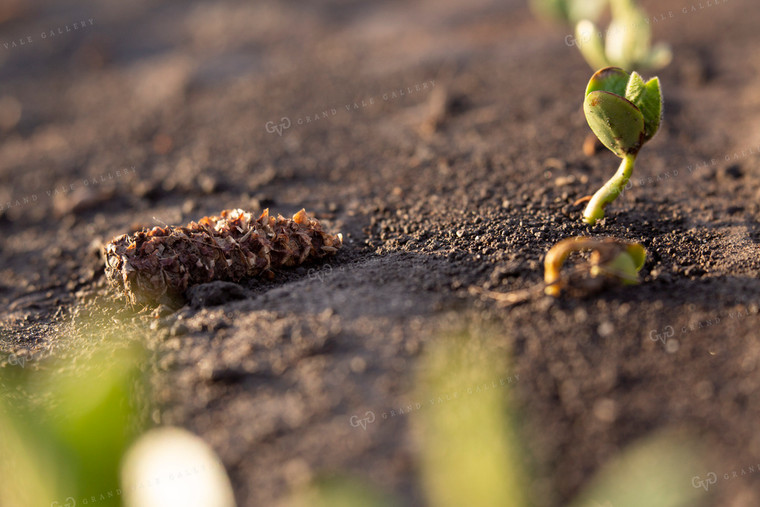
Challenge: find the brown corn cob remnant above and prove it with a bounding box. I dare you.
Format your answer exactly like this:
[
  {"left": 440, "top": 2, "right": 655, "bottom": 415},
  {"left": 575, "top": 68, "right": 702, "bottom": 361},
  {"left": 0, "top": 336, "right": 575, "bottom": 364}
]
[{"left": 104, "top": 208, "right": 343, "bottom": 306}]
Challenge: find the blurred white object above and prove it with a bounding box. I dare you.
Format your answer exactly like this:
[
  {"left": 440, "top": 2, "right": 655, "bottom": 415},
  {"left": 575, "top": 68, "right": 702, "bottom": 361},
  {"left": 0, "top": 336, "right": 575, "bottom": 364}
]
[{"left": 121, "top": 427, "right": 236, "bottom": 507}]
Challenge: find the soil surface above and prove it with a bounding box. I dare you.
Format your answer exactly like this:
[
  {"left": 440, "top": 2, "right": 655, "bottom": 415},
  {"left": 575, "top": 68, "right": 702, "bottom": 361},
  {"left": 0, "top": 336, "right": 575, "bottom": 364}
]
[{"left": 2, "top": 0, "right": 760, "bottom": 505}]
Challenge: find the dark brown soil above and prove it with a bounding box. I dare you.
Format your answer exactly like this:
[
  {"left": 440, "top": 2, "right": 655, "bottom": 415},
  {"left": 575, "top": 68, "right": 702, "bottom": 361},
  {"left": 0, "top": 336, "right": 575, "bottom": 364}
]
[{"left": 2, "top": 0, "right": 760, "bottom": 505}]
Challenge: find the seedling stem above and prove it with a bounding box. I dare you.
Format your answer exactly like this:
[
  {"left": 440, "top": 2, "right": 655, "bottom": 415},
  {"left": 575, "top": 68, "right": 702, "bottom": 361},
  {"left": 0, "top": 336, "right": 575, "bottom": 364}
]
[{"left": 583, "top": 153, "right": 636, "bottom": 224}]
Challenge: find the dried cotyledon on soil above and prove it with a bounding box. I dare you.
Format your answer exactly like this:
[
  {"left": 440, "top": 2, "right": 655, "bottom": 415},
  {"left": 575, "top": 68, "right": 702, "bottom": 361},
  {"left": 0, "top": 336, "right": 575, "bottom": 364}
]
[{"left": 104, "top": 208, "right": 342, "bottom": 306}]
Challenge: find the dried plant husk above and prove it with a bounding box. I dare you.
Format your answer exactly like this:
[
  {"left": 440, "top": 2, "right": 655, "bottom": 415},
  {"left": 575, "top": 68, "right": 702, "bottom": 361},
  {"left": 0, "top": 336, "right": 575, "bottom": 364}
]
[{"left": 104, "top": 208, "right": 342, "bottom": 306}]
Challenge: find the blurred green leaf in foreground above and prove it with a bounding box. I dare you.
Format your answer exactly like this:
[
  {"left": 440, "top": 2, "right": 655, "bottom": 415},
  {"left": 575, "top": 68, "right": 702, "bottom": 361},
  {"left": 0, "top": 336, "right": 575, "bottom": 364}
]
[
  {"left": 290, "top": 328, "right": 709, "bottom": 507},
  {"left": 0, "top": 302, "right": 149, "bottom": 507}
]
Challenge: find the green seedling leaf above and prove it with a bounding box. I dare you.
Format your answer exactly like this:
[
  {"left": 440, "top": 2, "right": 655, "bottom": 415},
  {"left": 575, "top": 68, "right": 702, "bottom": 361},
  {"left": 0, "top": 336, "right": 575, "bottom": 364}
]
[
  {"left": 640, "top": 77, "right": 662, "bottom": 140},
  {"left": 606, "top": 0, "right": 652, "bottom": 70},
  {"left": 623, "top": 71, "right": 646, "bottom": 105},
  {"left": 570, "top": 0, "right": 671, "bottom": 72},
  {"left": 575, "top": 21, "right": 608, "bottom": 71},
  {"left": 416, "top": 335, "right": 526, "bottom": 507},
  {"left": 531, "top": 0, "right": 606, "bottom": 25},
  {"left": 571, "top": 432, "right": 705, "bottom": 507},
  {"left": 601, "top": 250, "right": 642, "bottom": 284},
  {"left": 624, "top": 72, "right": 661, "bottom": 141},
  {"left": 626, "top": 243, "right": 647, "bottom": 271},
  {"left": 584, "top": 91, "right": 645, "bottom": 157},
  {"left": 567, "top": 0, "right": 607, "bottom": 25},
  {"left": 585, "top": 66, "right": 629, "bottom": 97}
]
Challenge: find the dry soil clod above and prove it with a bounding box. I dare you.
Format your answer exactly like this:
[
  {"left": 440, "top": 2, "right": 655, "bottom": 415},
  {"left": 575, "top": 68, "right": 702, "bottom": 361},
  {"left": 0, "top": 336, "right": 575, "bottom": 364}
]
[{"left": 104, "top": 208, "right": 343, "bottom": 306}]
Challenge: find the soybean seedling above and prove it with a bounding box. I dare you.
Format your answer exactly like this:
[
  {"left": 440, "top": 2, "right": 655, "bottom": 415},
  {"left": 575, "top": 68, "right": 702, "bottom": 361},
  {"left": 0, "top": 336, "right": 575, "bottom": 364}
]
[
  {"left": 471, "top": 236, "right": 646, "bottom": 305},
  {"left": 575, "top": 0, "right": 672, "bottom": 72},
  {"left": 581, "top": 66, "right": 662, "bottom": 225},
  {"left": 544, "top": 236, "right": 647, "bottom": 296}
]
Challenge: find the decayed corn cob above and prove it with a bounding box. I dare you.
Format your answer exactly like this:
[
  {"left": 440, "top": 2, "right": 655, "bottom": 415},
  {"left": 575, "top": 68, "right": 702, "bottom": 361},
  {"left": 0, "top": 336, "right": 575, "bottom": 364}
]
[{"left": 104, "top": 208, "right": 342, "bottom": 306}]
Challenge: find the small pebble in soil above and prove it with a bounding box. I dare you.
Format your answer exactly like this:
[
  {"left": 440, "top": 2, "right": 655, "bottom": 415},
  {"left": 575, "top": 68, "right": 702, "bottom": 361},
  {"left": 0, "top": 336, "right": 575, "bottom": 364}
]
[
  {"left": 593, "top": 398, "right": 617, "bottom": 423},
  {"left": 723, "top": 164, "right": 743, "bottom": 179},
  {"left": 598, "top": 321, "right": 615, "bottom": 337},
  {"left": 170, "top": 322, "right": 189, "bottom": 337}
]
